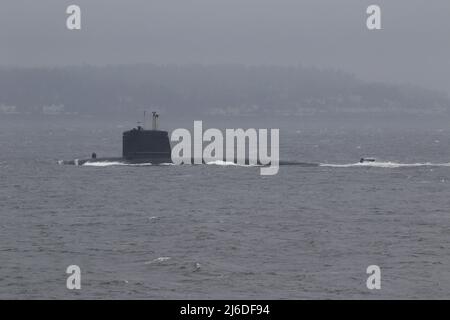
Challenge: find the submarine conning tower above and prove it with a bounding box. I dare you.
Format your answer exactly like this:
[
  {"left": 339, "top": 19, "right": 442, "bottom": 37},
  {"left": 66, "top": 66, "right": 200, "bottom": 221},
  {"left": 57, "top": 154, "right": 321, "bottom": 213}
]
[{"left": 122, "top": 112, "right": 172, "bottom": 163}]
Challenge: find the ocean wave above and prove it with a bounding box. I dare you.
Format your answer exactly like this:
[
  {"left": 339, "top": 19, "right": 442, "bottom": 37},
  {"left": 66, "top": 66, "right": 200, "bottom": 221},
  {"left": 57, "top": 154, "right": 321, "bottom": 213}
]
[
  {"left": 144, "top": 257, "right": 171, "bottom": 265},
  {"left": 320, "top": 161, "right": 450, "bottom": 168}
]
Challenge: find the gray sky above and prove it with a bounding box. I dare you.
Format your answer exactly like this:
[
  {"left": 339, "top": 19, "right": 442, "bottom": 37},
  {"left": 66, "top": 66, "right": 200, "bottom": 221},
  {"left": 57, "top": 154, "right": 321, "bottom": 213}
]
[{"left": 1, "top": 0, "right": 450, "bottom": 93}]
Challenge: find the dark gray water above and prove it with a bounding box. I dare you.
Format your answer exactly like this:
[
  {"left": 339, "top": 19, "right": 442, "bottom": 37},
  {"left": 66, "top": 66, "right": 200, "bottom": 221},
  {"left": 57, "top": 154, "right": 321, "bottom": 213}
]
[{"left": 1, "top": 115, "right": 450, "bottom": 299}]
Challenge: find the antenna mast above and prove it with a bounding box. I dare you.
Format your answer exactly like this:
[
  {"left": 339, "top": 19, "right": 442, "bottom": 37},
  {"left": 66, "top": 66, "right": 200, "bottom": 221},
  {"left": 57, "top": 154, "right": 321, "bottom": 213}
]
[
  {"left": 143, "top": 110, "right": 146, "bottom": 129},
  {"left": 152, "top": 112, "right": 159, "bottom": 130}
]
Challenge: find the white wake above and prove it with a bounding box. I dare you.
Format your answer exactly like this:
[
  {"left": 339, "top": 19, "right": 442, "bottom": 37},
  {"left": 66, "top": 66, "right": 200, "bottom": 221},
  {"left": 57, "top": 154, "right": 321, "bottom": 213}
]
[
  {"left": 82, "top": 161, "right": 152, "bottom": 167},
  {"left": 320, "top": 161, "right": 450, "bottom": 168}
]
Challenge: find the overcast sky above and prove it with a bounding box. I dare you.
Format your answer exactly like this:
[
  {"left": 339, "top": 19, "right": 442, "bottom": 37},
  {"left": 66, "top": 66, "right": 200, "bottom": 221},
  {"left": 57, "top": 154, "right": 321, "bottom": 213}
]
[{"left": 1, "top": 0, "right": 450, "bottom": 93}]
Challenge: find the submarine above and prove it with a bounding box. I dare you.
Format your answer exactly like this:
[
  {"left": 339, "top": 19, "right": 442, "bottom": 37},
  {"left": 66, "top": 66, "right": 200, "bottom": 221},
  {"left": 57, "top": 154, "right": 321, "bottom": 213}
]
[
  {"left": 60, "top": 112, "right": 172, "bottom": 166},
  {"left": 59, "top": 112, "right": 317, "bottom": 169}
]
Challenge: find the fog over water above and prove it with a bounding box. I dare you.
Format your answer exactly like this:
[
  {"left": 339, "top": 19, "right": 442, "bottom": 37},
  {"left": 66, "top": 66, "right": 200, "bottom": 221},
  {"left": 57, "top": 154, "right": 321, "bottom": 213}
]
[{"left": 1, "top": 0, "right": 450, "bottom": 93}]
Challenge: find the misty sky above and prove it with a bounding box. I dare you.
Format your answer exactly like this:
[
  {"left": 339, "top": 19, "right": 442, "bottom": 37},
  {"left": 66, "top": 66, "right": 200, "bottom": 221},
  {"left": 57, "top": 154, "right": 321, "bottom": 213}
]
[{"left": 1, "top": 0, "right": 450, "bottom": 93}]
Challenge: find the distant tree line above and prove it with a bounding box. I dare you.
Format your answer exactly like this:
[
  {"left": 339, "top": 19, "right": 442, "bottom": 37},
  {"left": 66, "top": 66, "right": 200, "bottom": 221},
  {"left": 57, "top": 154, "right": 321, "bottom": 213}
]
[{"left": 0, "top": 64, "right": 448, "bottom": 116}]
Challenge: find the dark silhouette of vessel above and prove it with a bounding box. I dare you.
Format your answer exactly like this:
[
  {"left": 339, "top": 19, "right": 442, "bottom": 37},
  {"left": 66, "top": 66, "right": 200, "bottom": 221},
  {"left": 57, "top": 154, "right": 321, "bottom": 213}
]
[
  {"left": 60, "top": 112, "right": 172, "bottom": 165},
  {"left": 59, "top": 112, "right": 318, "bottom": 167}
]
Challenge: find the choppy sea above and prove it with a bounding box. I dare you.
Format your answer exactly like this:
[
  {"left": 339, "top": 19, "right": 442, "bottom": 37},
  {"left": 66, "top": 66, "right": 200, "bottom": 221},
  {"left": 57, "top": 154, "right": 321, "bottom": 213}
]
[{"left": 1, "top": 115, "right": 449, "bottom": 299}]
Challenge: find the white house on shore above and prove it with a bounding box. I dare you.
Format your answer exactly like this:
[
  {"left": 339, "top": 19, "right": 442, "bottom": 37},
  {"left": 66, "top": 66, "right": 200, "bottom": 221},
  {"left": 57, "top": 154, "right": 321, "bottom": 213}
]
[
  {"left": 0, "top": 104, "right": 18, "bottom": 114},
  {"left": 42, "top": 104, "right": 65, "bottom": 115}
]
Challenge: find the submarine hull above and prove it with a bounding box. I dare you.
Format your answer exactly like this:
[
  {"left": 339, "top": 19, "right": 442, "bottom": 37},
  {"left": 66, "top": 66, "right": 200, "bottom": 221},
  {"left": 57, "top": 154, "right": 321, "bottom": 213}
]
[
  {"left": 59, "top": 157, "right": 318, "bottom": 167},
  {"left": 59, "top": 157, "right": 172, "bottom": 166}
]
